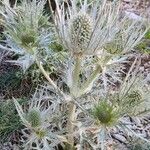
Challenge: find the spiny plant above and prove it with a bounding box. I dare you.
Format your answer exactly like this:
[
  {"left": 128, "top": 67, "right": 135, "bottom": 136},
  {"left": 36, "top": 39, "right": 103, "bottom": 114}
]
[
  {"left": 14, "top": 86, "right": 68, "bottom": 150},
  {"left": 0, "top": 0, "right": 66, "bottom": 94},
  {"left": 72, "top": 65, "right": 150, "bottom": 149},
  {"left": 0, "top": 0, "right": 53, "bottom": 71},
  {"left": 0, "top": 0, "right": 150, "bottom": 149}
]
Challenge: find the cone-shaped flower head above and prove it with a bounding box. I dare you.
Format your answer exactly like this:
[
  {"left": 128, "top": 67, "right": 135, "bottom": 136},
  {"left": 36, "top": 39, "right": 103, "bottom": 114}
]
[
  {"left": 14, "top": 95, "right": 63, "bottom": 149},
  {"left": 27, "top": 108, "right": 42, "bottom": 128},
  {"left": 21, "top": 33, "right": 36, "bottom": 46},
  {"left": 126, "top": 90, "right": 142, "bottom": 106},
  {"left": 70, "top": 13, "right": 92, "bottom": 53},
  {"left": 92, "top": 101, "right": 119, "bottom": 126}
]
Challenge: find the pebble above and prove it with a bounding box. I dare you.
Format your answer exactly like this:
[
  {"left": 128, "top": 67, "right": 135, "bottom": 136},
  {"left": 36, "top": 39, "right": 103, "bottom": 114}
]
[
  {"left": 124, "top": 11, "right": 142, "bottom": 21},
  {"left": 123, "top": 0, "right": 132, "bottom": 2},
  {"left": 112, "top": 134, "right": 127, "bottom": 143}
]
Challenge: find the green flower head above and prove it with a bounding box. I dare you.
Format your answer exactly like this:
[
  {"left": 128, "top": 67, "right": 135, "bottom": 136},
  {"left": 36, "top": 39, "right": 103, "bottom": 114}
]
[
  {"left": 20, "top": 30, "right": 37, "bottom": 47},
  {"left": 27, "top": 108, "right": 42, "bottom": 128},
  {"left": 92, "top": 101, "right": 119, "bottom": 126}
]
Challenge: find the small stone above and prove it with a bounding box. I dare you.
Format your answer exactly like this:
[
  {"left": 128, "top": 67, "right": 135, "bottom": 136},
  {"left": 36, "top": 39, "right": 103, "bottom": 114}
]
[
  {"left": 125, "top": 11, "right": 142, "bottom": 21},
  {"left": 113, "top": 134, "right": 127, "bottom": 143},
  {"left": 132, "top": 117, "right": 142, "bottom": 127},
  {"left": 123, "top": 0, "right": 132, "bottom": 2}
]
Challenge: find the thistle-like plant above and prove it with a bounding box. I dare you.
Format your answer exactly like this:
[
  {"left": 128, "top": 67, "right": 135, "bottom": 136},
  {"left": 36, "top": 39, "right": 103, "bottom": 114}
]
[
  {"left": 104, "top": 19, "right": 149, "bottom": 55},
  {"left": 51, "top": 0, "right": 149, "bottom": 95},
  {"left": 74, "top": 69, "right": 150, "bottom": 149},
  {"left": 0, "top": 0, "right": 68, "bottom": 99},
  {"left": 52, "top": 0, "right": 149, "bottom": 55},
  {"left": 50, "top": 1, "right": 149, "bottom": 147},
  {"left": 14, "top": 86, "right": 67, "bottom": 150},
  {"left": 92, "top": 100, "right": 119, "bottom": 126},
  {"left": 0, "top": 0, "right": 52, "bottom": 71},
  {"left": 1, "top": 0, "right": 150, "bottom": 149}
]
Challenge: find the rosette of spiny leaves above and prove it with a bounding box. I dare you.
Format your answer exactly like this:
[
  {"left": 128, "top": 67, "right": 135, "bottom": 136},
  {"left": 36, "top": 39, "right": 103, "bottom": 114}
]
[
  {"left": 74, "top": 72, "right": 150, "bottom": 149},
  {"left": 0, "top": 0, "right": 53, "bottom": 71},
  {"left": 13, "top": 86, "right": 67, "bottom": 150}
]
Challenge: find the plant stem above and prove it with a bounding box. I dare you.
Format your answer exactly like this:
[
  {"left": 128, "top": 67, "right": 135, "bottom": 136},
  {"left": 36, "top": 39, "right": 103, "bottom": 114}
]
[
  {"left": 79, "top": 65, "right": 102, "bottom": 96},
  {"left": 71, "top": 55, "right": 82, "bottom": 97},
  {"left": 67, "top": 55, "right": 82, "bottom": 147},
  {"left": 35, "top": 58, "right": 67, "bottom": 99},
  {"left": 67, "top": 101, "right": 76, "bottom": 148}
]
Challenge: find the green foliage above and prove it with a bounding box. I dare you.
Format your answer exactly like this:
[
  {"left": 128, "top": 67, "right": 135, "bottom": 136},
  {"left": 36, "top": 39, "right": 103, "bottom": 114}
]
[
  {"left": 0, "top": 99, "right": 26, "bottom": 142},
  {"left": 145, "top": 30, "right": 150, "bottom": 39},
  {"left": 136, "top": 30, "right": 150, "bottom": 54},
  {"left": 49, "top": 42, "right": 64, "bottom": 52}
]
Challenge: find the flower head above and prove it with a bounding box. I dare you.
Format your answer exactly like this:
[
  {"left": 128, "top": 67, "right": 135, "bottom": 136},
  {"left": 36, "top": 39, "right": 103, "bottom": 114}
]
[
  {"left": 20, "top": 31, "right": 37, "bottom": 47},
  {"left": 53, "top": 0, "right": 121, "bottom": 55},
  {"left": 70, "top": 13, "right": 92, "bottom": 53},
  {"left": 92, "top": 100, "right": 119, "bottom": 126},
  {"left": 104, "top": 19, "right": 149, "bottom": 54},
  {"left": 27, "top": 108, "right": 42, "bottom": 128},
  {"left": 77, "top": 71, "right": 150, "bottom": 149}
]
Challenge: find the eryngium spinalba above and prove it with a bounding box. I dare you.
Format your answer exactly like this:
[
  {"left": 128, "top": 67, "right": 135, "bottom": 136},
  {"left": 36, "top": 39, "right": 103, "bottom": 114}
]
[
  {"left": 53, "top": 0, "right": 122, "bottom": 55},
  {"left": 52, "top": 0, "right": 148, "bottom": 55}
]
